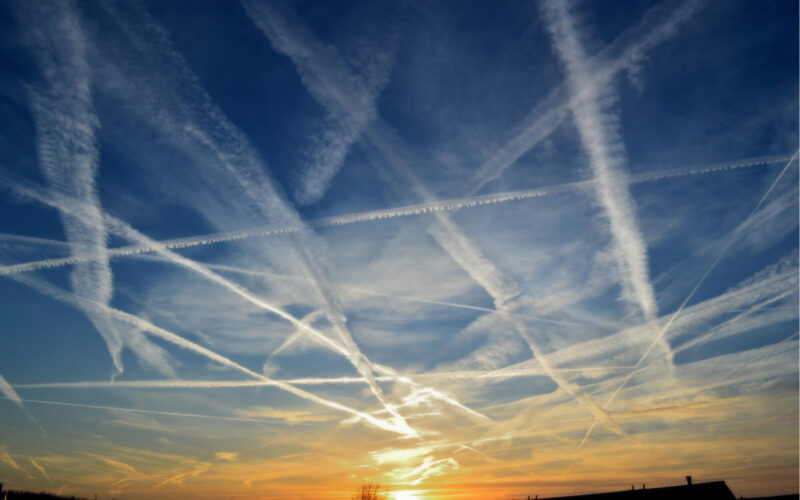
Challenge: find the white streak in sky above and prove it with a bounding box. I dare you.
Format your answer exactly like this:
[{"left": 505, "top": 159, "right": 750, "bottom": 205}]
[
  {"left": 1, "top": 451, "right": 35, "bottom": 479},
  {"left": 469, "top": 0, "right": 706, "bottom": 193},
  {"left": 0, "top": 374, "right": 23, "bottom": 408},
  {"left": 15, "top": 0, "right": 127, "bottom": 376},
  {"left": 28, "top": 457, "right": 52, "bottom": 482},
  {"left": 540, "top": 0, "right": 659, "bottom": 323},
  {"left": 0, "top": 154, "right": 786, "bottom": 277}
]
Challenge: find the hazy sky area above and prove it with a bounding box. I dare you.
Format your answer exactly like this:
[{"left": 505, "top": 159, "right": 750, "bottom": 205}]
[{"left": 0, "top": 1, "right": 797, "bottom": 499}]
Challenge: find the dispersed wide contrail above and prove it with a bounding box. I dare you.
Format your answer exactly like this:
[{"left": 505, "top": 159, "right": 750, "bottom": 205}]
[
  {"left": 0, "top": 174, "right": 487, "bottom": 425},
  {"left": 0, "top": 154, "right": 786, "bottom": 278},
  {"left": 15, "top": 0, "right": 127, "bottom": 376},
  {"left": 540, "top": 0, "right": 659, "bottom": 323},
  {"left": 468, "top": 0, "right": 707, "bottom": 195}
]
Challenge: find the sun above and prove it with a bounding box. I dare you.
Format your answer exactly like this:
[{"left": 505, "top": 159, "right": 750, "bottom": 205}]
[{"left": 392, "top": 490, "right": 424, "bottom": 500}]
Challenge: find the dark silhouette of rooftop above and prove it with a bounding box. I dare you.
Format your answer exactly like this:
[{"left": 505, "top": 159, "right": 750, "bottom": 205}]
[{"left": 536, "top": 480, "right": 737, "bottom": 500}]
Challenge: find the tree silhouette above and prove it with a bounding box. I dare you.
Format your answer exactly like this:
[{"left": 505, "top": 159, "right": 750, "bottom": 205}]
[{"left": 352, "top": 483, "right": 388, "bottom": 500}]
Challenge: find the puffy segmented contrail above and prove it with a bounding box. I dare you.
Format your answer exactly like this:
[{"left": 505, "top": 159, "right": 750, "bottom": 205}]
[
  {"left": 0, "top": 154, "right": 786, "bottom": 278},
  {"left": 15, "top": 0, "right": 128, "bottom": 376}
]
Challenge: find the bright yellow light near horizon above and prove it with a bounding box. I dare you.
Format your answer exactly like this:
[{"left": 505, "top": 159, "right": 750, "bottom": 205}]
[{"left": 393, "top": 490, "right": 424, "bottom": 500}]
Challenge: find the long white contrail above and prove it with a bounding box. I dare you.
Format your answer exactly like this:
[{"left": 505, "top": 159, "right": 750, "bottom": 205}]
[
  {"left": 1, "top": 175, "right": 484, "bottom": 428},
  {"left": 7, "top": 272, "right": 414, "bottom": 436},
  {"left": 0, "top": 154, "right": 786, "bottom": 277},
  {"left": 469, "top": 0, "right": 707, "bottom": 194},
  {"left": 580, "top": 154, "right": 799, "bottom": 447},
  {"left": 14, "top": 0, "right": 129, "bottom": 376},
  {"left": 540, "top": 0, "right": 659, "bottom": 323},
  {"left": 3, "top": 168, "right": 418, "bottom": 435}
]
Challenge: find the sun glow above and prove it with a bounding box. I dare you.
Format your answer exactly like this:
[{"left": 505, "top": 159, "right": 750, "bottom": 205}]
[{"left": 393, "top": 490, "right": 424, "bottom": 500}]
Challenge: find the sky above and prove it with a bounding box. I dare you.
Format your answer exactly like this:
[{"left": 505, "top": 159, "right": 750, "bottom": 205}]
[{"left": 0, "top": 0, "right": 797, "bottom": 499}]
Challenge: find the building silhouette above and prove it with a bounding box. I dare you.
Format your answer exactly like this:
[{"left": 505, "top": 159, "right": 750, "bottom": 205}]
[{"left": 535, "top": 478, "right": 739, "bottom": 500}]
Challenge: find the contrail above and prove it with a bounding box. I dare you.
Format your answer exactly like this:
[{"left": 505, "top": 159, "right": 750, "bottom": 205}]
[
  {"left": 100, "top": 0, "right": 415, "bottom": 435},
  {"left": 580, "top": 153, "right": 799, "bottom": 447},
  {"left": 0, "top": 396, "right": 289, "bottom": 424},
  {"left": 0, "top": 154, "right": 786, "bottom": 277},
  {"left": 468, "top": 0, "right": 707, "bottom": 194},
  {"left": 28, "top": 457, "right": 52, "bottom": 482},
  {"left": 0, "top": 372, "right": 45, "bottom": 435},
  {"left": 1, "top": 451, "right": 35, "bottom": 480},
  {"left": 13, "top": 0, "right": 128, "bottom": 376},
  {"left": 240, "top": 0, "right": 711, "bottom": 436},
  {"left": 246, "top": 0, "right": 397, "bottom": 205},
  {"left": 540, "top": 0, "right": 659, "bottom": 323},
  {"left": 6, "top": 271, "right": 415, "bottom": 436}
]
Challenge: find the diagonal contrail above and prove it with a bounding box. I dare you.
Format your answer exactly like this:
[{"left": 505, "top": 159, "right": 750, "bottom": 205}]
[
  {"left": 540, "top": 0, "right": 660, "bottom": 322},
  {"left": 7, "top": 271, "right": 414, "bottom": 436},
  {"left": 579, "top": 153, "right": 798, "bottom": 448},
  {"left": 15, "top": 0, "right": 125, "bottom": 376}
]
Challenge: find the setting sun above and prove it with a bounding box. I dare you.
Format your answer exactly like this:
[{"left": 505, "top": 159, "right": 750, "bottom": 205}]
[{"left": 393, "top": 491, "right": 424, "bottom": 500}]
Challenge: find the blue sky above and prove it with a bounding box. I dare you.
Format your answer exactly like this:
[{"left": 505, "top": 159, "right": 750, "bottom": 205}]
[{"left": 0, "top": 1, "right": 797, "bottom": 499}]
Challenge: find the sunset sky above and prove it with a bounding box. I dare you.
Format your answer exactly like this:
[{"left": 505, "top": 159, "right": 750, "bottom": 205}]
[{"left": 0, "top": 0, "right": 797, "bottom": 499}]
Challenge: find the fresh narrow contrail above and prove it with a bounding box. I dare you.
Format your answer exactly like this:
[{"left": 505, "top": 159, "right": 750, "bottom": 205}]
[
  {"left": 0, "top": 154, "right": 786, "bottom": 277},
  {"left": 6, "top": 272, "right": 414, "bottom": 436},
  {"left": 0, "top": 175, "right": 486, "bottom": 425},
  {"left": 579, "top": 153, "right": 799, "bottom": 447},
  {"left": 0, "top": 396, "right": 287, "bottom": 424}
]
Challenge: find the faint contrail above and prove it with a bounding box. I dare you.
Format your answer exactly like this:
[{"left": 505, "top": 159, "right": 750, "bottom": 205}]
[
  {"left": 605, "top": 152, "right": 799, "bottom": 404},
  {"left": 240, "top": 0, "right": 711, "bottom": 436},
  {"left": 0, "top": 396, "right": 287, "bottom": 424},
  {"left": 579, "top": 154, "right": 798, "bottom": 447},
  {"left": 28, "top": 457, "right": 52, "bottom": 482},
  {"left": 0, "top": 154, "right": 786, "bottom": 277}
]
